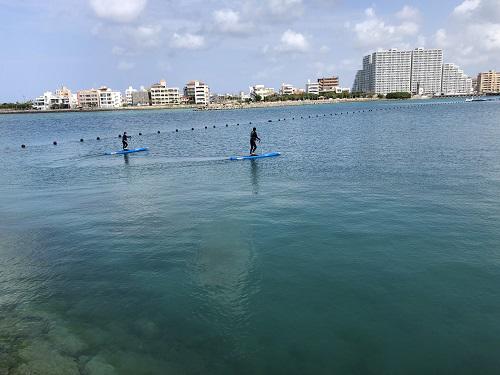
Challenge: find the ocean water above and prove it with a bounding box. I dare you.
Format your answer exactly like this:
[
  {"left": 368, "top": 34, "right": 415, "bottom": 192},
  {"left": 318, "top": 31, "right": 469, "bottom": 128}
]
[{"left": 1, "top": 100, "right": 500, "bottom": 374}]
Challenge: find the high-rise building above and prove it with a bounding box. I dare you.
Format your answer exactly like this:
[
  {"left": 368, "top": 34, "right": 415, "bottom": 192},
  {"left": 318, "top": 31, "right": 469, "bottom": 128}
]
[
  {"left": 318, "top": 77, "right": 340, "bottom": 93},
  {"left": 374, "top": 49, "right": 412, "bottom": 94},
  {"left": 353, "top": 49, "right": 412, "bottom": 94},
  {"left": 477, "top": 71, "right": 500, "bottom": 94},
  {"left": 305, "top": 80, "right": 319, "bottom": 95},
  {"left": 150, "top": 80, "right": 180, "bottom": 105},
  {"left": 352, "top": 48, "right": 472, "bottom": 96},
  {"left": 411, "top": 48, "right": 443, "bottom": 94},
  {"left": 184, "top": 80, "right": 210, "bottom": 105},
  {"left": 353, "top": 55, "right": 374, "bottom": 93},
  {"left": 441, "top": 64, "right": 473, "bottom": 95}
]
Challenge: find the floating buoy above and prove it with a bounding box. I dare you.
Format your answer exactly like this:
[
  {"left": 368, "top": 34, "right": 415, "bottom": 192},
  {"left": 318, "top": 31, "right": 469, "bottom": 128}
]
[
  {"left": 53, "top": 141, "right": 57, "bottom": 145},
  {"left": 118, "top": 134, "right": 122, "bottom": 138},
  {"left": 80, "top": 139, "right": 84, "bottom": 142},
  {"left": 213, "top": 125, "right": 216, "bottom": 128},
  {"left": 139, "top": 132, "right": 142, "bottom": 135},
  {"left": 249, "top": 122, "right": 252, "bottom": 124},
  {"left": 191, "top": 128, "right": 194, "bottom": 130},
  {"left": 225, "top": 124, "right": 228, "bottom": 127},
  {"left": 157, "top": 130, "right": 161, "bottom": 134},
  {"left": 96, "top": 137, "right": 100, "bottom": 140},
  {"left": 268, "top": 120, "right": 272, "bottom": 122},
  {"left": 205, "top": 126, "right": 207, "bottom": 129},
  {"left": 175, "top": 129, "right": 178, "bottom": 132},
  {"left": 21, "top": 144, "right": 26, "bottom": 148}
]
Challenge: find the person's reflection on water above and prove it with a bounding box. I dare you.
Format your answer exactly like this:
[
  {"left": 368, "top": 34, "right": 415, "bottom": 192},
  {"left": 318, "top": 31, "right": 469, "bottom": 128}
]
[
  {"left": 251, "top": 160, "right": 259, "bottom": 194},
  {"left": 123, "top": 154, "right": 129, "bottom": 165}
]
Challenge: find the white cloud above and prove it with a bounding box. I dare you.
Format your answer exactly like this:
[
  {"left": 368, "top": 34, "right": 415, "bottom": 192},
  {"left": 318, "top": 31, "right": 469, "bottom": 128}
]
[
  {"left": 171, "top": 33, "right": 205, "bottom": 49},
  {"left": 89, "top": 0, "right": 147, "bottom": 22},
  {"left": 117, "top": 61, "right": 135, "bottom": 70},
  {"left": 212, "top": 9, "right": 252, "bottom": 34},
  {"left": 312, "top": 61, "right": 337, "bottom": 77},
  {"left": 351, "top": 6, "right": 421, "bottom": 50},
  {"left": 396, "top": 5, "right": 420, "bottom": 20},
  {"left": 453, "top": 0, "right": 481, "bottom": 16},
  {"left": 434, "top": 28, "right": 448, "bottom": 47},
  {"left": 268, "top": 0, "right": 303, "bottom": 17},
  {"left": 133, "top": 25, "right": 162, "bottom": 47},
  {"left": 433, "top": 0, "right": 500, "bottom": 69},
  {"left": 276, "top": 29, "right": 309, "bottom": 52},
  {"left": 112, "top": 46, "right": 126, "bottom": 56},
  {"left": 319, "top": 45, "right": 330, "bottom": 53}
]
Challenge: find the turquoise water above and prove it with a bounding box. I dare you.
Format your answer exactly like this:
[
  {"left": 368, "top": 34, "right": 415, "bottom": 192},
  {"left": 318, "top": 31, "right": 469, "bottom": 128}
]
[{"left": 1, "top": 100, "right": 500, "bottom": 374}]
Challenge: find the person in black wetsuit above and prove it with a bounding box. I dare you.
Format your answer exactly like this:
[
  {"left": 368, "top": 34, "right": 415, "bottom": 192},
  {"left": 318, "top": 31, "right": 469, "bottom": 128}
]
[
  {"left": 250, "top": 127, "right": 261, "bottom": 155},
  {"left": 122, "top": 132, "right": 131, "bottom": 150}
]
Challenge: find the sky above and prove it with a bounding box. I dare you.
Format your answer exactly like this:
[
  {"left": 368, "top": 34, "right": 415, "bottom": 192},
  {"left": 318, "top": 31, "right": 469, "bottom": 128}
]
[{"left": 1, "top": 0, "right": 499, "bottom": 101}]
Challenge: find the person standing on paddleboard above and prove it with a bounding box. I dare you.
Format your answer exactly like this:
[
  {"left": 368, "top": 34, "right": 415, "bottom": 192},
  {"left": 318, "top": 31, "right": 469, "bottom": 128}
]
[
  {"left": 122, "top": 132, "right": 131, "bottom": 150},
  {"left": 250, "top": 127, "right": 261, "bottom": 155}
]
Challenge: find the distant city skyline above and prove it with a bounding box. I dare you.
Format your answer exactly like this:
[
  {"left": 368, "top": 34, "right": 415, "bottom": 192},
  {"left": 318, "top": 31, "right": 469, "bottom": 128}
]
[{"left": 1, "top": 0, "right": 499, "bottom": 101}]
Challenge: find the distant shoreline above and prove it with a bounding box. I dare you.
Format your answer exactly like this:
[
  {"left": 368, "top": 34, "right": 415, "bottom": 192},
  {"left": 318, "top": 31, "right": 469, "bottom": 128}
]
[{"left": 0, "top": 97, "right": 382, "bottom": 115}]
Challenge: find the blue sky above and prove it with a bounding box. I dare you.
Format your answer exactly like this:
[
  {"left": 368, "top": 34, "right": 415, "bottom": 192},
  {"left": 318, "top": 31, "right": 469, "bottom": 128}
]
[{"left": 1, "top": 0, "right": 499, "bottom": 101}]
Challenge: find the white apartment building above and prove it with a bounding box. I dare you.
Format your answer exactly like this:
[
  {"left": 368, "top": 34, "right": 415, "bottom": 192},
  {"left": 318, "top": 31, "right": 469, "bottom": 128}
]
[
  {"left": 33, "top": 92, "right": 65, "bottom": 110},
  {"left": 150, "top": 80, "right": 180, "bottom": 105},
  {"left": 305, "top": 80, "right": 320, "bottom": 95},
  {"left": 34, "top": 86, "right": 77, "bottom": 110},
  {"left": 250, "top": 85, "right": 275, "bottom": 100},
  {"left": 441, "top": 64, "right": 473, "bottom": 95},
  {"left": 352, "top": 48, "right": 471, "bottom": 96},
  {"left": 240, "top": 91, "right": 251, "bottom": 101},
  {"left": 55, "top": 86, "right": 78, "bottom": 108},
  {"left": 280, "top": 83, "right": 295, "bottom": 95},
  {"left": 184, "top": 80, "right": 210, "bottom": 105},
  {"left": 98, "top": 87, "right": 123, "bottom": 108},
  {"left": 353, "top": 55, "right": 374, "bottom": 93},
  {"left": 125, "top": 86, "right": 138, "bottom": 106},
  {"left": 411, "top": 48, "right": 443, "bottom": 95},
  {"left": 372, "top": 49, "right": 412, "bottom": 94}
]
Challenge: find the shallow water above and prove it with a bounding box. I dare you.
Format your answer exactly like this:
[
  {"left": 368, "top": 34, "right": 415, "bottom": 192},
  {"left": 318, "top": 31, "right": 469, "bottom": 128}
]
[{"left": 1, "top": 100, "right": 500, "bottom": 374}]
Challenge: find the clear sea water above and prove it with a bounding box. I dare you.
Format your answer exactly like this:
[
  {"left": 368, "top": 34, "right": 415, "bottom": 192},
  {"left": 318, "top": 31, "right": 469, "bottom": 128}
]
[{"left": 1, "top": 100, "right": 500, "bottom": 374}]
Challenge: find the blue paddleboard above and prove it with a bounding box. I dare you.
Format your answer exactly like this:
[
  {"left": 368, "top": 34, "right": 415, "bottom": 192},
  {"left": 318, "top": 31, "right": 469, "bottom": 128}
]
[
  {"left": 229, "top": 152, "right": 280, "bottom": 161},
  {"left": 105, "top": 147, "right": 148, "bottom": 155}
]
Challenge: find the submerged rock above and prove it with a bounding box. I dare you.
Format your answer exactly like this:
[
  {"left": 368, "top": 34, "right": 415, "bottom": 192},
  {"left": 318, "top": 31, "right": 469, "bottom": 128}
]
[
  {"left": 83, "top": 355, "right": 116, "bottom": 375},
  {"left": 48, "top": 325, "right": 87, "bottom": 356},
  {"left": 133, "top": 319, "right": 159, "bottom": 339},
  {"left": 12, "top": 339, "right": 79, "bottom": 375}
]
